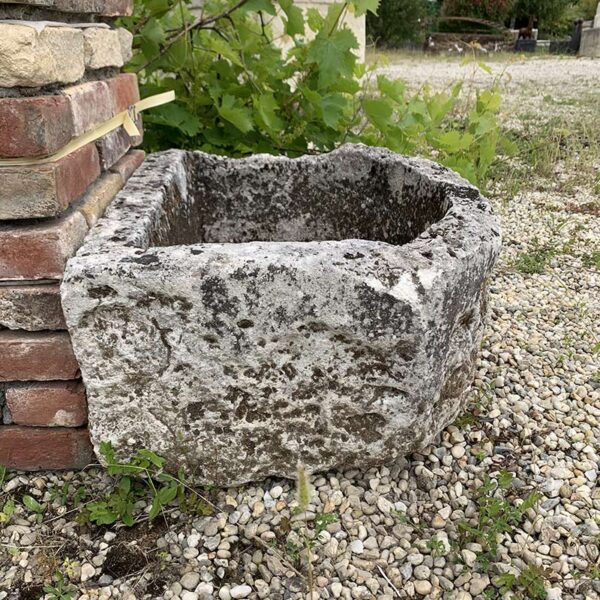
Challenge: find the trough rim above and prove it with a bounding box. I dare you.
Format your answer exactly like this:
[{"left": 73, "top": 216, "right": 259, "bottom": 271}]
[{"left": 67, "top": 143, "right": 501, "bottom": 272}]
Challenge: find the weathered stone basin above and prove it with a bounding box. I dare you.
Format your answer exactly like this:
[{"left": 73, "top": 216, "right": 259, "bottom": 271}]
[{"left": 61, "top": 144, "right": 501, "bottom": 485}]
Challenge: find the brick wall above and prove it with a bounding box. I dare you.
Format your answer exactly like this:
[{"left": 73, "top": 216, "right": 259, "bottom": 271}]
[{"left": 0, "top": 0, "right": 145, "bottom": 470}]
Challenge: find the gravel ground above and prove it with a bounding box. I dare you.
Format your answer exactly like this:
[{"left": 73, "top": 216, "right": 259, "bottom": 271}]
[{"left": 1, "top": 56, "right": 599, "bottom": 600}]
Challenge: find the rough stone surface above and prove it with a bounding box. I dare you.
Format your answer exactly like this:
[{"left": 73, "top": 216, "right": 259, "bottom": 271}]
[
  {"left": 0, "top": 143, "right": 101, "bottom": 220},
  {"left": 0, "top": 74, "right": 140, "bottom": 159},
  {"left": 5, "top": 381, "right": 87, "bottom": 427},
  {"left": 0, "top": 283, "right": 66, "bottom": 330},
  {"left": 580, "top": 27, "right": 600, "bottom": 58},
  {"left": 0, "top": 157, "right": 134, "bottom": 280},
  {"left": 0, "top": 24, "right": 132, "bottom": 88},
  {"left": 117, "top": 27, "right": 134, "bottom": 64},
  {"left": 83, "top": 27, "right": 129, "bottom": 70},
  {"left": 0, "top": 426, "right": 92, "bottom": 470},
  {"left": 62, "top": 145, "right": 501, "bottom": 486},
  {"left": 0, "top": 0, "right": 134, "bottom": 16},
  {"left": 0, "top": 24, "right": 84, "bottom": 88},
  {"left": 0, "top": 331, "right": 79, "bottom": 381}
]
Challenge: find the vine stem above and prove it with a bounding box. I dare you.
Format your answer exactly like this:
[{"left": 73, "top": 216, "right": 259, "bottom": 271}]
[{"left": 137, "top": 0, "right": 252, "bottom": 73}]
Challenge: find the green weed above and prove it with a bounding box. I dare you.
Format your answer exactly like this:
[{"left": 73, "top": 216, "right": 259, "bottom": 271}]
[
  {"left": 458, "top": 471, "right": 540, "bottom": 561},
  {"left": 22, "top": 495, "right": 45, "bottom": 524},
  {"left": 80, "top": 442, "right": 213, "bottom": 527},
  {"left": 314, "top": 511, "right": 339, "bottom": 535},
  {"left": 43, "top": 571, "right": 77, "bottom": 600},
  {"left": 491, "top": 566, "right": 549, "bottom": 600},
  {"left": 514, "top": 243, "right": 557, "bottom": 274}
]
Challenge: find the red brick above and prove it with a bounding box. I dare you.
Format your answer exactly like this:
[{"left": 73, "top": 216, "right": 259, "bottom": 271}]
[
  {"left": 0, "top": 331, "right": 79, "bottom": 381},
  {"left": 0, "top": 143, "right": 101, "bottom": 220},
  {"left": 106, "top": 72, "right": 140, "bottom": 112},
  {"left": 5, "top": 381, "right": 87, "bottom": 427},
  {"left": 0, "top": 95, "right": 74, "bottom": 159},
  {"left": 96, "top": 118, "right": 143, "bottom": 171},
  {"left": 0, "top": 167, "right": 127, "bottom": 280},
  {"left": 63, "top": 79, "right": 113, "bottom": 138},
  {"left": 0, "top": 207, "right": 88, "bottom": 280},
  {"left": 0, "top": 74, "right": 139, "bottom": 159},
  {"left": 110, "top": 149, "right": 146, "bottom": 184},
  {"left": 0, "top": 283, "right": 66, "bottom": 331},
  {"left": 0, "top": 426, "right": 92, "bottom": 470}
]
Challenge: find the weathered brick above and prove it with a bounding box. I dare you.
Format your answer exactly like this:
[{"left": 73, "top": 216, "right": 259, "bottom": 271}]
[
  {"left": 5, "top": 381, "right": 87, "bottom": 427},
  {"left": 0, "top": 0, "right": 133, "bottom": 16},
  {"left": 106, "top": 72, "right": 140, "bottom": 113},
  {"left": 0, "top": 331, "right": 79, "bottom": 382},
  {"left": 0, "top": 426, "right": 92, "bottom": 470},
  {"left": 110, "top": 149, "right": 146, "bottom": 184},
  {"left": 0, "top": 211, "right": 88, "bottom": 280},
  {"left": 0, "top": 283, "right": 65, "bottom": 331},
  {"left": 0, "top": 143, "right": 101, "bottom": 220},
  {"left": 96, "top": 119, "right": 143, "bottom": 171},
  {"left": 77, "top": 173, "right": 122, "bottom": 227},
  {"left": 0, "top": 166, "right": 128, "bottom": 279},
  {"left": 0, "top": 95, "right": 73, "bottom": 159},
  {"left": 63, "top": 79, "right": 113, "bottom": 138},
  {"left": 0, "top": 74, "right": 140, "bottom": 159}
]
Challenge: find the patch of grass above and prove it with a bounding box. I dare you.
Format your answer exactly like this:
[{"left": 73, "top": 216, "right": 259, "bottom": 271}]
[
  {"left": 490, "top": 93, "right": 600, "bottom": 197},
  {"left": 582, "top": 250, "right": 600, "bottom": 270},
  {"left": 514, "top": 244, "right": 558, "bottom": 274}
]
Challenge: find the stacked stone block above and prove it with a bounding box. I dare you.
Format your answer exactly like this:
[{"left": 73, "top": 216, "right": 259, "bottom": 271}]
[{"left": 0, "top": 0, "right": 145, "bottom": 470}]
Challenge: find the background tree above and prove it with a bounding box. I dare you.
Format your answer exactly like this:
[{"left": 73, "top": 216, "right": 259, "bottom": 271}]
[
  {"left": 366, "top": 0, "right": 429, "bottom": 46},
  {"left": 512, "top": 0, "right": 573, "bottom": 28},
  {"left": 442, "top": 0, "right": 515, "bottom": 23}
]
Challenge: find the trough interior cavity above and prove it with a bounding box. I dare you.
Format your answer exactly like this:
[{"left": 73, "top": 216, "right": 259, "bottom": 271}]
[{"left": 148, "top": 151, "right": 451, "bottom": 248}]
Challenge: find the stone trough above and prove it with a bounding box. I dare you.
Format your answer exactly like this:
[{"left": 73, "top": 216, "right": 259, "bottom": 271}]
[{"left": 61, "top": 144, "right": 501, "bottom": 486}]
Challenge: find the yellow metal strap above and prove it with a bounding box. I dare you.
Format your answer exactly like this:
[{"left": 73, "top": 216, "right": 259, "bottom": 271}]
[{"left": 0, "top": 91, "right": 175, "bottom": 167}]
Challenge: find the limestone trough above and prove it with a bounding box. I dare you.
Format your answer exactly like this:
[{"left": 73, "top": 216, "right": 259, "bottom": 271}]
[{"left": 61, "top": 144, "right": 501, "bottom": 485}]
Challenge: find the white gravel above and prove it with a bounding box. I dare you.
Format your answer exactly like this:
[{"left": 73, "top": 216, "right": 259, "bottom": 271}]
[{"left": 0, "top": 55, "right": 598, "bottom": 600}]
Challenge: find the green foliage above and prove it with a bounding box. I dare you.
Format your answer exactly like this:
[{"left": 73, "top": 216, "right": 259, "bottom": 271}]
[
  {"left": 81, "top": 442, "right": 212, "bottom": 527},
  {"left": 491, "top": 566, "right": 549, "bottom": 599},
  {"left": 458, "top": 471, "right": 541, "bottom": 560},
  {"left": 22, "top": 494, "right": 45, "bottom": 523},
  {"left": 0, "top": 497, "right": 15, "bottom": 524},
  {"left": 314, "top": 511, "right": 339, "bottom": 534},
  {"left": 442, "top": 0, "right": 515, "bottom": 23},
  {"left": 578, "top": 0, "right": 599, "bottom": 19},
  {"left": 367, "top": 0, "right": 428, "bottom": 46},
  {"left": 427, "top": 536, "right": 447, "bottom": 557},
  {"left": 513, "top": 0, "right": 573, "bottom": 28},
  {"left": 514, "top": 242, "right": 557, "bottom": 274},
  {"left": 122, "top": 0, "right": 503, "bottom": 185},
  {"left": 43, "top": 571, "right": 77, "bottom": 600},
  {"left": 582, "top": 250, "right": 600, "bottom": 270}
]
